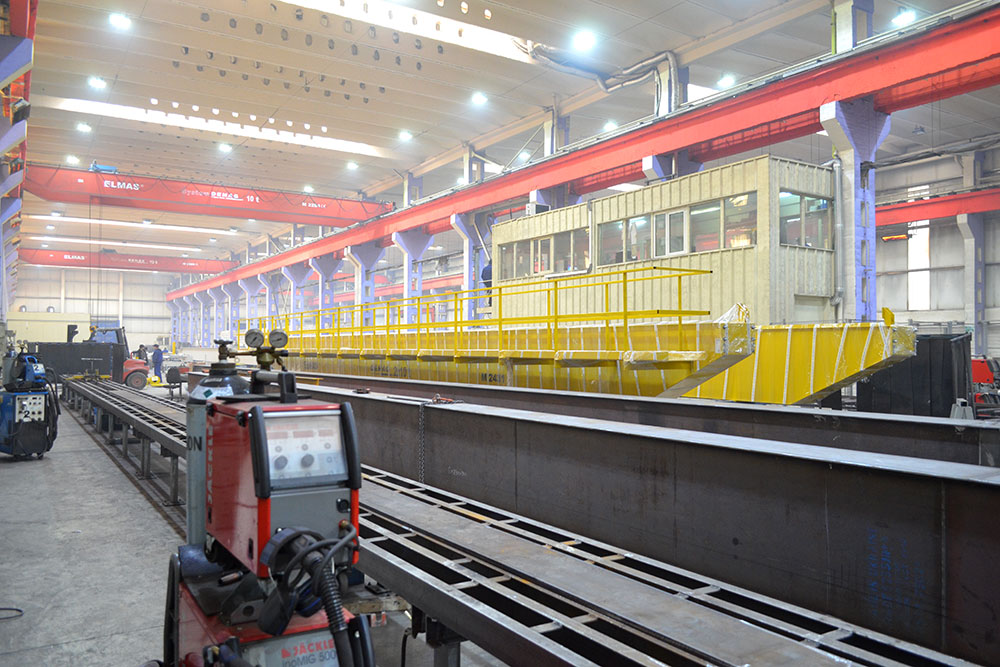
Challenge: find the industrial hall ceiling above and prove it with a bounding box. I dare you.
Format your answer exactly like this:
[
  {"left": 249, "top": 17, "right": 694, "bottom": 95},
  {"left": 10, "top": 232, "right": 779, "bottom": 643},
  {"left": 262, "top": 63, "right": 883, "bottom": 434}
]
[{"left": 19, "top": 0, "right": 1000, "bottom": 261}]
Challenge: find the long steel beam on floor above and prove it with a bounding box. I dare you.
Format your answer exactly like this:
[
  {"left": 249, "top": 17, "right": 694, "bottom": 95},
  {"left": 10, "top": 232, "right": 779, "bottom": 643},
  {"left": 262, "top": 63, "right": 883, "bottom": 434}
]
[
  {"left": 190, "top": 370, "right": 1000, "bottom": 466},
  {"left": 286, "top": 383, "right": 1000, "bottom": 664},
  {"left": 361, "top": 468, "right": 970, "bottom": 667}
]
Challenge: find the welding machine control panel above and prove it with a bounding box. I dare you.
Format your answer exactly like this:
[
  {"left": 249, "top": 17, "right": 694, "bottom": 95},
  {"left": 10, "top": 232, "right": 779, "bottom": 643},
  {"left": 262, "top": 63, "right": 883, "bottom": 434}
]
[{"left": 262, "top": 410, "right": 348, "bottom": 487}]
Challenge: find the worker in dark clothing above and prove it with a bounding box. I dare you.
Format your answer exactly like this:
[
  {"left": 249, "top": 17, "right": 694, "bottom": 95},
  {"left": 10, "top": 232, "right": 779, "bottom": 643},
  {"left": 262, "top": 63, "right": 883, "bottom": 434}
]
[
  {"left": 481, "top": 261, "right": 493, "bottom": 306},
  {"left": 135, "top": 344, "right": 148, "bottom": 362},
  {"left": 151, "top": 344, "right": 164, "bottom": 381}
]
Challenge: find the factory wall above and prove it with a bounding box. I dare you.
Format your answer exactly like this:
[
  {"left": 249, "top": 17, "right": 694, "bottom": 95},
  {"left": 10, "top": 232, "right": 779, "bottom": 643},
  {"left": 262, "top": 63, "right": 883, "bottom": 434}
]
[{"left": 11, "top": 265, "right": 173, "bottom": 346}]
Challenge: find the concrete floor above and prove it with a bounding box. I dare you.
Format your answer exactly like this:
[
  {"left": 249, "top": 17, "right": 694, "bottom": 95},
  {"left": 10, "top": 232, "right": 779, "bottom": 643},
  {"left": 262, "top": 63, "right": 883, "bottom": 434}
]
[{"left": 0, "top": 396, "right": 501, "bottom": 666}]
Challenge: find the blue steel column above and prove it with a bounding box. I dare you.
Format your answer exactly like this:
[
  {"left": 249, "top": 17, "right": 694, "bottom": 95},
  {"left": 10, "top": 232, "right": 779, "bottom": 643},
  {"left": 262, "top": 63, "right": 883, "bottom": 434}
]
[
  {"left": 308, "top": 253, "right": 342, "bottom": 328},
  {"left": 280, "top": 262, "right": 312, "bottom": 313},
  {"left": 193, "top": 292, "right": 211, "bottom": 347},
  {"left": 239, "top": 276, "right": 265, "bottom": 323},
  {"left": 958, "top": 152, "right": 986, "bottom": 355},
  {"left": 182, "top": 295, "right": 197, "bottom": 346},
  {"left": 167, "top": 301, "right": 180, "bottom": 344},
  {"left": 345, "top": 241, "right": 384, "bottom": 318},
  {"left": 221, "top": 282, "right": 242, "bottom": 340},
  {"left": 833, "top": 0, "right": 874, "bottom": 53},
  {"left": 264, "top": 274, "right": 281, "bottom": 322},
  {"left": 543, "top": 111, "right": 570, "bottom": 157},
  {"left": 642, "top": 150, "right": 702, "bottom": 182},
  {"left": 392, "top": 229, "right": 433, "bottom": 323},
  {"left": 209, "top": 286, "right": 226, "bottom": 342},
  {"left": 450, "top": 213, "right": 494, "bottom": 320},
  {"left": 821, "top": 97, "right": 890, "bottom": 322},
  {"left": 403, "top": 173, "right": 423, "bottom": 207},
  {"left": 0, "top": 196, "right": 20, "bottom": 320}
]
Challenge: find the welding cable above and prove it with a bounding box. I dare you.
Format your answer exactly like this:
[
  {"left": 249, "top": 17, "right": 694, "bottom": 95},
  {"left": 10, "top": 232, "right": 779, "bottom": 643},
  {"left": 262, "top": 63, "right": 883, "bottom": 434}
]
[
  {"left": 0, "top": 607, "right": 24, "bottom": 621},
  {"left": 399, "top": 627, "right": 412, "bottom": 667}
]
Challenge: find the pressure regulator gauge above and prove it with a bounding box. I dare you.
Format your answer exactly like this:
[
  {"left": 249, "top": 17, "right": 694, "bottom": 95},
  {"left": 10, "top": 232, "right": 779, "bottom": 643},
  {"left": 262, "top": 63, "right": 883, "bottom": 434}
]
[
  {"left": 245, "top": 328, "right": 265, "bottom": 348},
  {"left": 268, "top": 330, "right": 289, "bottom": 349}
]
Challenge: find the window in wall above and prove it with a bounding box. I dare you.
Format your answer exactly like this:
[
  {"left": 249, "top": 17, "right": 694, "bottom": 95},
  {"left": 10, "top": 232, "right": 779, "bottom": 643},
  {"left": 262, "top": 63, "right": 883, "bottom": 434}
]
[
  {"left": 553, "top": 232, "right": 571, "bottom": 273},
  {"left": 532, "top": 237, "right": 551, "bottom": 274},
  {"left": 572, "top": 228, "right": 590, "bottom": 271},
  {"left": 907, "top": 221, "right": 931, "bottom": 311},
  {"left": 499, "top": 243, "right": 514, "bottom": 280},
  {"left": 627, "top": 216, "right": 651, "bottom": 261},
  {"left": 803, "top": 197, "right": 832, "bottom": 248},
  {"left": 598, "top": 220, "right": 624, "bottom": 266},
  {"left": 779, "top": 192, "right": 802, "bottom": 245},
  {"left": 653, "top": 210, "right": 685, "bottom": 257},
  {"left": 689, "top": 201, "right": 721, "bottom": 252},
  {"left": 514, "top": 240, "right": 531, "bottom": 278},
  {"left": 724, "top": 193, "right": 757, "bottom": 248}
]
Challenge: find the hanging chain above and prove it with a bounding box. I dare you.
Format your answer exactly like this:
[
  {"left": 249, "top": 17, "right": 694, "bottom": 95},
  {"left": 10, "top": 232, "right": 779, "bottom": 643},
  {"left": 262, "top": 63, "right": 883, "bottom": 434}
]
[{"left": 417, "top": 401, "right": 426, "bottom": 484}]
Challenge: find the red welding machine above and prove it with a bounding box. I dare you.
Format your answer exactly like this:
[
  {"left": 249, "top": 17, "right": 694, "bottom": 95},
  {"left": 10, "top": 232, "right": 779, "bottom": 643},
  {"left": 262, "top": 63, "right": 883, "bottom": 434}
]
[{"left": 163, "top": 359, "right": 372, "bottom": 667}]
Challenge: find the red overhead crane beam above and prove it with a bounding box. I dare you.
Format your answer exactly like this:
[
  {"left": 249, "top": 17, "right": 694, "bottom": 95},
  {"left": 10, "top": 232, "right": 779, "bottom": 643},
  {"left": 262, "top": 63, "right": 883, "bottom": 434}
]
[
  {"left": 169, "top": 4, "right": 1000, "bottom": 301},
  {"left": 25, "top": 166, "right": 394, "bottom": 226},
  {"left": 875, "top": 187, "right": 1000, "bottom": 227},
  {"left": 19, "top": 248, "right": 238, "bottom": 273}
]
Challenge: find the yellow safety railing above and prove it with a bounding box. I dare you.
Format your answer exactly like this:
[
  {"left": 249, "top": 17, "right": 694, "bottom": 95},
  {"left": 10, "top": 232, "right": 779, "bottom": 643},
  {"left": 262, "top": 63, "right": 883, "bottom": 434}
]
[{"left": 237, "top": 266, "right": 712, "bottom": 356}]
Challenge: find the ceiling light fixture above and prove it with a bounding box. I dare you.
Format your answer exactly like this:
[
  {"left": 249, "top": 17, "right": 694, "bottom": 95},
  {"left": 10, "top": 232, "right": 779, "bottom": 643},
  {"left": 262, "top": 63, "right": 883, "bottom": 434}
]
[
  {"left": 398, "top": 129, "right": 413, "bottom": 141},
  {"left": 219, "top": 143, "right": 233, "bottom": 153},
  {"left": 87, "top": 76, "right": 107, "bottom": 90},
  {"left": 209, "top": 237, "right": 218, "bottom": 243},
  {"left": 108, "top": 13, "right": 132, "bottom": 30},
  {"left": 716, "top": 74, "right": 735, "bottom": 89},
  {"left": 286, "top": 120, "right": 293, "bottom": 127},
  {"left": 211, "top": 108, "right": 220, "bottom": 115},
  {"left": 571, "top": 30, "right": 597, "bottom": 52},
  {"left": 303, "top": 185, "right": 315, "bottom": 193},
  {"left": 471, "top": 91, "right": 488, "bottom": 105},
  {"left": 247, "top": 218, "right": 256, "bottom": 222},
  {"left": 429, "top": 245, "right": 443, "bottom": 251},
  {"left": 30, "top": 236, "right": 202, "bottom": 253},
  {"left": 232, "top": 111, "right": 239, "bottom": 118},
  {"left": 41, "top": 244, "right": 49, "bottom": 248},
  {"left": 281, "top": 0, "right": 533, "bottom": 64},
  {"left": 268, "top": 118, "right": 275, "bottom": 124},
  {"left": 35, "top": 96, "right": 394, "bottom": 159},
  {"left": 171, "top": 101, "right": 179, "bottom": 108},
  {"left": 182, "top": 253, "right": 190, "bottom": 257},
  {"left": 228, "top": 226, "right": 237, "bottom": 232},
  {"left": 321, "top": 126, "right": 327, "bottom": 133},
  {"left": 51, "top": 211, "right": 62, "bottom": 217},
  {"left": 192, "top": 104, "right": 200, "bottom": 111},
  {"left": 76, "top": 122, "right": 92, "bottom": 133},
  {"left": 347, "top": 161, "right": 358, "bottom": 170},
  {"left": 249, "top": 114, "right": 257, "bottom": 121},
  {"left": 602, "top": 120, "right": 618, "bottom": 132},
  {"left": 518, "top": 151, "right": 531, "bottom": 161},
  {"left": 45, "top": 225, "right": 55, "bottom": 230},
  {"left": 66, "top": 155, "right": 80, "bottom": 165},
  {"left": 149, "top": 97, "right": 158, "bottom": 105},
  {"left": 27, "top": 214, "right": 240, "bottom": 236},
  {"left": 456, "top": 176, "right": 468, "bottom": 185},
  {"left": 892, "top": 8, "right": 916, "bottom": 27},
  {"left": 304, "top": 123, "right": 311, "bottom": 130}
]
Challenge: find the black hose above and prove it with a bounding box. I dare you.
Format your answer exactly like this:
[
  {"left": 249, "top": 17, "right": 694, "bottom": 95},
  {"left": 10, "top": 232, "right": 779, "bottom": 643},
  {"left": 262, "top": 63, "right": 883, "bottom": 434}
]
[
  {"left": 352, "top": 614, "right": 375, "bottom": 667},
  {"left": 400, "top": 628, "right": 411, "bottom": 667},
  {"left": 317, "top": 565, "right": 355, "bottom": 666}
]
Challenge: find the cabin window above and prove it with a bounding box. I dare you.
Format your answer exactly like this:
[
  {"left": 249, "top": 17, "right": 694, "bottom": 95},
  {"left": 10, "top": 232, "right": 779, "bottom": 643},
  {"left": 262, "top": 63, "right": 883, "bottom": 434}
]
[
  {"left": 724, "top": 193, "right": 757, "bottom": 248},
  {"left": 689, "top": 201, "right": 721, "bottom": 252},
  {"left": 514, "top": 240, "right": 531, "bottom": 278},
  {"left": 654, "top": 210, "right": 685, "bottom": 257},
  {"left": 626, "top": 216, "right": 651, "bottom": 261},
  {"left": 780, "top": 192, "right": 832, "bottom": 248},
  {"left": 499, "top": 243, "right": 514, "bottom": 279},
  {"left": 597, "top": 220, "right": 624, "bottom": 266},
  {"left": 532, "top": 237, "right": 551, "bottom": 274}
]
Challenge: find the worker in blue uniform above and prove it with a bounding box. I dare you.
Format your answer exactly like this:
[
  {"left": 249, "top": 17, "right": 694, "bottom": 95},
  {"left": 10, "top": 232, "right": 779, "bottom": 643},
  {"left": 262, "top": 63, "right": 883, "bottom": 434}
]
[{"left": 151, "top": 344, "right": 163, "bottom": 381}]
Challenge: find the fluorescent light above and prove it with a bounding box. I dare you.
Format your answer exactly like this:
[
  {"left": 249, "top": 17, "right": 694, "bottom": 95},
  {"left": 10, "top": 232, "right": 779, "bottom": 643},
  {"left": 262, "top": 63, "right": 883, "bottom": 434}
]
[
  {"left": 608, "top": 183, "right": 642, "bottom": 192},
  {"left": 268, "top": 117, "right": 275, "bottom": 124},
  {"left": 66, "top": 155, "right": 80, "bottom": 165},
  {"left": 303, "top": 185, "right": 315, "bottom": 193},
  {"left": 51, "top": 211, "right": 62, "bottom": 217},
  {"left": 892, "top": 9, "right": 916, "bottom": 27},
  {"left": 572, "top": 30, "right": 596, "bottom": 52},
  {"left": 30, "top": 236, "right": 202, "bottom": 252},
  {"left": 209, "top": 237, "right": 218, "bottom": 243},
  {"left": 398, "top": 129, "right": 413, "bottom": 142},
  {"left": 603, "top": 120, "right": 618, "bottom": 132},
  {"left": 35, "top": 96, "right": 394, "bottom": 159},
  {"left": 321, "top": 126, "right": 327, "bottom": 133},
  {"left": 219, "top": 143, "right": 233, "bottom": 153},
  {"left": 76, "top": 122, "right": 92, "bottom": 133},
  {"left": 149, "top": 97, "right": 158, "bottom": 105},
  {"left": 142, "top": 218, "right": 153, "bottom": 225},
  {"left": 27, "top": 214, "right": 240, "bottom": 236},
  {"left": 249, "top": 114, "right": 257, "bottom": 121},
  {"left": 286, "top": 120, "right": 293, "bottom": 127},
  {"left": 232, "top": 111, "right": 239, "bottom": 118},
  {"left": 247, "top": 218, "right": 256, "bottom": 222},
  {"left": 192, "top": 104, "right": 200, "bottom": 111},
  {"left": 41, "top": 244, "right": 48, "bottom": 248},
  {"left": 45, "top": 225, "right": 55, "bottom": 230},
  {"left": 279, "top": 0, "right": 533, "bottom": 64},
  {"left": 211, "top": 108, "right": 220, "bottom": 115},
  {"left": 716, "top": 74, "right": 735, "bottom": 89},
  {"left": 471, "top": 91, "right": 488, "bottom": 106},
  {"left": 88, "top": 76, "right": 107, "bottom": 90},
  {"left": 429, "top": 245, "right": 443, "bottom": 251},
  {"left": 347, "top": 161, "right": 358, "bottom": 170},
  {"left": 304, "top": 123, "right": 311, "bottom": 130},
  {"left": 171, "top": 101, "right": 179, "bottom": 108},
  {"left": 182, "top": 253, "right": 189, "bottom": 257},
  {"left": 108, "top": 13, "right": 131, "bottom": 30},
  {"left": 519, "top": 151, "right": 530, "bottom": 161}
]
